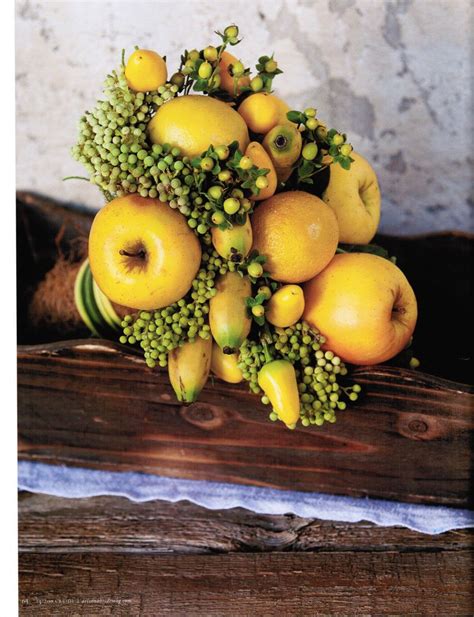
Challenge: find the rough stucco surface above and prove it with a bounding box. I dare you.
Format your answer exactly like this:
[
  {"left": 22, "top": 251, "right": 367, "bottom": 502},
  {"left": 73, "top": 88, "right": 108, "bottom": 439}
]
[{"left": 16, "top": 0, "right": 472, "bottom": 233}]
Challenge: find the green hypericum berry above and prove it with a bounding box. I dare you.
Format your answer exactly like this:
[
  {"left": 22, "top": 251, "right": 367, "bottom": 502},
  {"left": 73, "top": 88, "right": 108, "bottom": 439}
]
[
  {"left": 349, "top": 392, "right": 358, "bottom": 402},
  {"left": 265, "top": 59, "right": 278, "bottom": 73},
  {"left": 332, "top": 133, "right": 344, "bottom": 146},
  {"left": 231, "top": 188, "right": 244, "bottom": 199},
  {"left": 208, "top": 185, "right": 223, "bottom": 200},
  {"left": 198, "top": 61, "right": 213, "bottom": 79},
  {"left": 223, "top": 197, "right": 240, "bottom": 214},
  {"left": 340, "top": 143, "right": 353, "bottom": 157},
  {"left": 241, "top": 198, "right": 252, "bottom": 211},
  {"left": 252, "top": 305, "right": 265, "bottom": 318},
  {"left": 255, "top": 176, "right": 268, "bottom": 189},
  {"left": 250, "top": 76, "right": 264, "bottom": 92},
  {"left": 215, "top": 145, "right": 230, "bottom": 160},
  {"left": 305, "top": 118, "right": 318, "bottom": 131},
  {"left": 409, "top": 357, "right": 420, "bottom": 369},
  {"left": 352, "top": 384, "right": 362, "bottom": 393},
  {"left": 170, "top": 72, "right": 185, "bottom": 88},
  {"left": 224, "top": 25, "right": 239, "bottom": 39},
  {"left": 218, "top": 169, "right": 232, "bottom": 181},
  {"left": 203, "top": 46, "right": 218, "bottom": 62},
  {"left": 316, "top": 126, "right": 328, "bottom": 140},
  {"left": 304, "top": 107, "right": 316, "bottom": 117},
  {"left": 201, "top": 157, "right": 214, "bottom": 171},
  {"left": 211, "top": 210, "right": 225, "bottom": 224},
  {"left": 208, "top": 74, "right": 221, "bottom": 89},
  {"left": 188, "top": 49, "right": 200, "bottom": 62},
  {"left": 248, "top": 262, "right": 264, "bottom": 278},
  {"left": 239, "top": 156, "right": 253, "bottom": 170},
  {"left": 302, "top": 143, "right": 318, "bottom": 161},
  {"left": 231, "top": 60, "right": 245, "bottom": 77},
  {"left": 257, "top": 285, "right": 272, "bottom": 300},
  {"left": 183, "top": 59, "right": 195, "bottom": 74}
]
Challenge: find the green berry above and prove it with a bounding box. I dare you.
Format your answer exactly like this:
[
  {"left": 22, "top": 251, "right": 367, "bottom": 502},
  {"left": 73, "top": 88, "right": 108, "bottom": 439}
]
[
  {"left": 340, "top": 143, "right": 353, "bottom": 157},
  {"left": 409, "top": 357, "right": 420, "bottom": 369},
  {"left": 203, "top": 46, "right": 218, "bottom": 62},
  {"left": 255, "top": 176, "right": 268, "bottom": 189},
  {"left": 232, "top": 61, "right": 245, "bottom": 77},
  {"left": 239, "top": 156, "right": 253, "bottom": 170},
  {"left": 252, "top": 305, "right": 265, "bottom": 318},
  {"left": 188, "top": 49, "right": 200, "bottom": 62},
  {"left": 211, "top": 210, "right": 225, "bottom": 225},
  {"left": 198, "top": 61, "right": 213, "bottom": 79},
  {"left": 332, "top": 133, "right": 344, "bottom": 146},
  {"left": 215, "top": 145, "right": 230, "bottom": 160},
  {"left": 224, "top": 25, "right": 239, "bottom": 40},
  {"left": 265, "top": 59, "right": 278, "bottom": 73},
  {"left": 170, "top": 72, "right": 185, "bottom": 88},
  {"left": 223, "top": 197, "right": 240, "bottom": 214},
  {"left": 218, "top": 169, "right": 232, "bottom": 181},
  {"left": 306, "top": 118, "right": 318, "bottom": 131},
  {"left": 248, "top": 262, "right": 264, "bottom": 278},
  {"left": 201, "top": 157, "right": 214, "bottom": 171},
  {"left": 257, "top": 285, "right": 272, "bottom": 300},
  {"left": 208, "top": 185, "right": 223, "bottom": 200},
  {"left": 304, "top": 107, "right": 316, "bottom": 117},
  {"left": 250, "top": 76, "right": 264, "bottom": 92},
  {"left": 302, "top": 143, "right": 318, "bottom": 160}
]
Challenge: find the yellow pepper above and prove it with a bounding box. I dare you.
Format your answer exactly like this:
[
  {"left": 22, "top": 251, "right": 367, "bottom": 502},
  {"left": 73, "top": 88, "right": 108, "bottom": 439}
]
[{"left": 257, "top": 359, "right": 300, "bottom": 428}]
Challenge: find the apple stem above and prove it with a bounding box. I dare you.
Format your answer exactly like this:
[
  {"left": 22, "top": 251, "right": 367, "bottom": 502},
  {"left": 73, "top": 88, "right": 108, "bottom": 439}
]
[{"left": 119, "top": 249, "right": 147, "bottom": 260}]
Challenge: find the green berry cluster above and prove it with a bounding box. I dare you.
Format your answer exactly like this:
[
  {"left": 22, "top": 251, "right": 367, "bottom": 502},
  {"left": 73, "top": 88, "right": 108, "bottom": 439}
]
[
  {"left": 190, "top": 143, "right": 270, "bottom": 229},
  {"left": 71, "top": 61, "right": 270, "bottom": 237},
  {"left": 71, "top": 67, "right": 179, "bottom": 198},
  {"left": 120, "top": 249, "right": 231, "bottom": 368},
  {"left": 285, "top": 108, "right": 354, "bottom": 188},
  {"left": 238, "top": 321, "right": 361, "bottom": 427}
]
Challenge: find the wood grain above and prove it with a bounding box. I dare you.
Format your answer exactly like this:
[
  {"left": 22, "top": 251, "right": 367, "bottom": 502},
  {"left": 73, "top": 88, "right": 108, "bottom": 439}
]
[
  {"left": 19, "top": 492, "right": 474, "bottom": 555},
  {"left": 18, "top": 493, "right": 474, "bottom": 616},
  {"left": 18, "top": 338, "right": 473, "bottom": 507},
  {"left": 19, "top": 550, "right": 474, "bottom": 616}
]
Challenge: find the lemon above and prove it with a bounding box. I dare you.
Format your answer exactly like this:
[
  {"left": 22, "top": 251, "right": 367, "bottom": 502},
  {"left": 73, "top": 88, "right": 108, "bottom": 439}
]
[
  {"left": 148, "top": 95, "right": 249, "bottom": 158},
  {"left": 251, "top": 191, "right": 339, "bottom": 283},
  {"left": 125, "top": 49, "right": 167, "bottom": 92}
]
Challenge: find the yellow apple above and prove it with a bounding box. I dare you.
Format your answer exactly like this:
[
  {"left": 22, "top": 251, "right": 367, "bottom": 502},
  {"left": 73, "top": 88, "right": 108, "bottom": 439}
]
[
  {"left": 303, "top": 253, "right": 417, "bottom": 365},
  {"left": 89, "top": 195, "right": 201, "bottom": 310},
  {"left": 322, "top": 152, "right": 381, "bottom": 244}
]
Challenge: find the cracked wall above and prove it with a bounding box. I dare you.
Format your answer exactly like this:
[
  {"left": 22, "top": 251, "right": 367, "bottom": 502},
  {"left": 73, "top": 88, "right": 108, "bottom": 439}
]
[{"left": 15, "top": 0, "right": 473, "bottom": 234}]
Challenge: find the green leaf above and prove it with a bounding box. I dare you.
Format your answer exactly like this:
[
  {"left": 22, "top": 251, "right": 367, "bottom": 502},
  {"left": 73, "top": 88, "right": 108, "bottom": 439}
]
[
  {"left": 287, "top": 110, "right": 306, "bottom": 124},
  {"left": 246, "top": 297, "right": 256, "bottom": 308},
  {"left": 338, "top": 243, "right": 392, "bottom": 260},
  {"left": 254, "top": 315, "right": 265, "bottom": 326},
  {"left": 338, "top": 157, "right": 351, "bottom": 170}
]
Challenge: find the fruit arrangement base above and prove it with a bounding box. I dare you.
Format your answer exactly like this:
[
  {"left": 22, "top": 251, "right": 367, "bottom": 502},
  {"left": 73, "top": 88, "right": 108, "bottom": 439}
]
[{"left": 17, "top": 192, "right": 474, "bottom": 508}]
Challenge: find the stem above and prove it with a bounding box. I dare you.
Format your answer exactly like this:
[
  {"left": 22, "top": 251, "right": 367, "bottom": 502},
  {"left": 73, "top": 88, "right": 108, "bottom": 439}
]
[
  {"left": 262, "top": 341, "right": 273, "bottom": 364},
  {"left": 62, "top": 175, "right": 90, "bottom": 182},
  {"left": 119, "top": 249, "right": 147, "bottom": 259}
]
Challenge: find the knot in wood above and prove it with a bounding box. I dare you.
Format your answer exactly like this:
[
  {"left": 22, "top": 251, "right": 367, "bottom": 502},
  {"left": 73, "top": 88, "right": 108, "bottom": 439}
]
[
  {"left": 408, "top": 419, "right": 429, "bottom": 434},
  {"left": 181, "top": 403, "right": 224, "bottom": 430}
]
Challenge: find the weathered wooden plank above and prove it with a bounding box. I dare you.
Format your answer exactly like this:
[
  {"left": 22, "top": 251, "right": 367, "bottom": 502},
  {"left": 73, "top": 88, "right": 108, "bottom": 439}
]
[
  {"left": 18, "top": 339, "right": 473, "bottom": 507},
  {"left": 18, "top": 492, "right": 474, "bottom": 555},
  {"left": 19, "top": 550, "right": 474, "bottom": 616}
]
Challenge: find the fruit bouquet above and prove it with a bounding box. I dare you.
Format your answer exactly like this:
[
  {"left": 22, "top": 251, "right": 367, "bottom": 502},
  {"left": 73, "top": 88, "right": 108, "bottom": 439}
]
[{"left": 68, "top": 24, "right": 418, "bottom": 430}]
